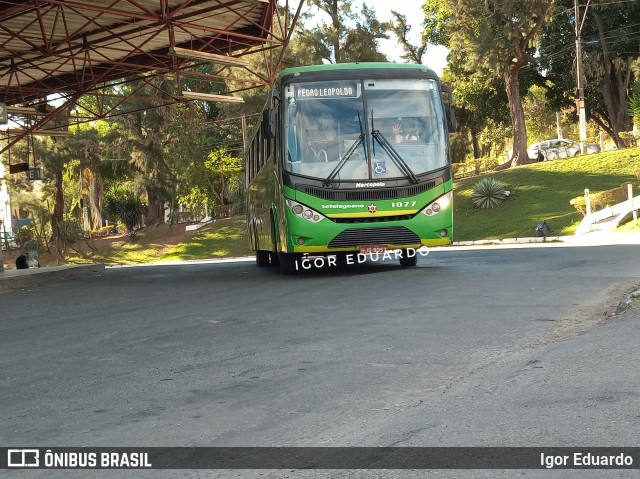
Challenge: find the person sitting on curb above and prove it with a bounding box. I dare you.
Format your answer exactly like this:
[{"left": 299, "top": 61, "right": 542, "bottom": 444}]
[{"left": 16, "top": 254, "right": 29, "bottom": 269}]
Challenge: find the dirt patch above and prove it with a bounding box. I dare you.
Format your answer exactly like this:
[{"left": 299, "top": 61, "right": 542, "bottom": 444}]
[{"left": 2, "top": 222, "right": 194, "bottom": 269}]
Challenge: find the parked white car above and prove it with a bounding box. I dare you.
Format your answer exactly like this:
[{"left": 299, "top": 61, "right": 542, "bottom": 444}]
[
  {"left": 0, "top": 231, "right": 17, "bottom": 250},
  {"left": 527, "top": 139, "right": 599, "bottom": 161}
]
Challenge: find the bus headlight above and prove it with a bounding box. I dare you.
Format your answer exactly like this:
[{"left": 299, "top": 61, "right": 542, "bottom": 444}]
[
  {"left": 422, "top": 191, "right": 452, "bottom": 216},
  {"left": 286, "top": 199, "right": 325, "bottom": 223}
]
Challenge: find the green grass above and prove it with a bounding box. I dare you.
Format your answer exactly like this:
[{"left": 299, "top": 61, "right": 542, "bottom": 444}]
[
  {"left": 27, "top": 149, "right": 640, "bottom": 269},
  {"left": 614, "top": 218, "right": 640, "bottom": 233},
  {"left": 95, "top": 238, "right": 170, "bottom": 264},
  {"left": 51, "top": 216, "right": 251, "bottom": 266},
  {"left": 453, "top": 147, "right": 640, "bottom": 241},
  {"left": 159, "top": 216, "right": 251, "bottom": 262}
]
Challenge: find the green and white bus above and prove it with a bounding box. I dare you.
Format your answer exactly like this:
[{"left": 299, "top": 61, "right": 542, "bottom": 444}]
[{"left": 246, "top": 62, "right": 456, "bottom": 274}]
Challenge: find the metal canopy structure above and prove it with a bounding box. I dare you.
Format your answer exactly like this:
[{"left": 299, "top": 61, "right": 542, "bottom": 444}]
[{"left": 0, "top": 0, "right": 303, "bottom": 153}]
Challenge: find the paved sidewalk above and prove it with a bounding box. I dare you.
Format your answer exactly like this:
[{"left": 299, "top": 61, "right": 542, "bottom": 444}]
[
  {"left": 0, "top": 263, "right": 105, "bottom": 292},
  {"left": 452, "top": 232, "right": 640, "bottom": 246}
]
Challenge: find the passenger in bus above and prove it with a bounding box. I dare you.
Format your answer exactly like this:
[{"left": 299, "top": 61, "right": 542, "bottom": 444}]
[{"left": 392, "top": 120, "right": 419, "bottom": 143}]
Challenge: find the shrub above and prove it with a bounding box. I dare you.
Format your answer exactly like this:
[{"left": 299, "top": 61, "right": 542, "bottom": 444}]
[
  {"left": 104, "top": 186, "right": 143, "bottom": 238},
  {"left": 569, "top": 196, "right": 588, "bottom": 216},
  {"left": 57, "top": 220, "right": 84, "bottom": 243},
  {"left": 570, "top": 183, "right": 636, "bottom": 216},
  {"left": 15, "top": 226, "right": 38, "bottom": 249},
  {"left": 472, "top": 177, "right": 508, "bottom": 209},
  {"left": 22, "top": 239, "right": 40, "bottom": 252}
]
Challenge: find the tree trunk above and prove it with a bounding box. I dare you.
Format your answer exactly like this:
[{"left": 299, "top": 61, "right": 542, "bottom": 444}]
[
  {"left": 470, "top": 126, "right": 481, "bottom": 159},
  {"left": 331, "top": 0, "right": 341, "bottom": 62},
  {"left": 51, "top": 169, "right": 64, "bottom": 239},
  {"left": 504, "top": 64, "right": 529, "bottom": 166},
  {"left": 145, "top": 188, "right": 164, "bottom": 225},
  {"left": 594, "top": 11, "right": 631, "bottom": 148},
  {"left": 88, "top": 169, "right": 103, "bottom": 230}
]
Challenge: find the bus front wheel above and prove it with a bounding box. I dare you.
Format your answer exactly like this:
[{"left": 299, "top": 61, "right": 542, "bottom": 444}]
[
  {"left": 399, "top": 249, "right": 417, "bottom": 267},
  {"left": 278, "top": 252, "right": 299, "bottom": 275},
  {"left": 256, "top": 250, "right": 270, "bottom": 267}
]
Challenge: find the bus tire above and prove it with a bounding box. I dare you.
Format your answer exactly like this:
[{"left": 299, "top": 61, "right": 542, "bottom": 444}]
[
  {"left": 278, "top": 252, "right": 299, "bottom": 275},
  {"left": 399, "top": 249, "right": 417, "bottom": 267},
  {"left": 270, "top": 251, "right": 280, "bottom": 266},
  {"left": 256, "top": 250, "right": 270, "bottom": 267}
]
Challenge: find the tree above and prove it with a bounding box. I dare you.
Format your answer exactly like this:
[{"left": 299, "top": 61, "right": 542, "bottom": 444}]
[
  {"left": 423, "top": 0, "right": 555, "bottom": 166},
  {"left": 176, "top": 148, "right": 243, "bottom": 218},
  {"left": 441, "top": 57, "right": 511, "bottom": 160},
  {"left": 539, "top": 0, "right": 640, "bottom": 148},
  {"left": 630, "top": 74, "right": 640, "bottom": 135},
  {"left": 116, "top": 76, "right": 184, "bottom": 225},
  {"left": 293, "top": 0, "right": 389, "bottom": 64},
  {"left": 388, "top": 11, "right": 427, "bottom": 64},
  {"left": 66, "top": 120, "right": 124, "bottom": 230},
  {"left": 38, "top": 135, "right": 72, "bottom": 239}
]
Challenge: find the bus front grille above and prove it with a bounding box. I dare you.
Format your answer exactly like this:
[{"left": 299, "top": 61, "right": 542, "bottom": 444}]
[
  {"left": 328, "top": 227, "right": 420, "bottom": 248},
  {"left": 302, "top": 180, "right": 440, "bottom": 201},
  {"left": 332, "top": 214, "right": 415, "bottom": 224}
]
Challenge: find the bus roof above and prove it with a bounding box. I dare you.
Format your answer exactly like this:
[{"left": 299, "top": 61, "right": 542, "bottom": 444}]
[{"left": 278, "top": 62, "right": 439, "bottom": 82}]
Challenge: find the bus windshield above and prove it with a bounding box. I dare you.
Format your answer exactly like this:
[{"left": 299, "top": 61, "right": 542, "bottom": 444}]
[{"left": 283, "top": 78, "right": 448, "bottom": 182}]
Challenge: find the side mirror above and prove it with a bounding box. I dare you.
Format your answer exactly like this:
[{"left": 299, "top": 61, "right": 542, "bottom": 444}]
[
  {"left": 441, "top": 84, "right": 457, "bottom": 133},
  {"left": 261, "top": 88, "right": 279, "bottom": 139},
  {"left": 262, "top": 109, "right": 276, "bottom": 139}
]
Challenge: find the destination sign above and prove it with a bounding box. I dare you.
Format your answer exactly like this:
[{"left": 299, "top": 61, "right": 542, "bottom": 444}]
[{"left": 295, "top": 82, "right": 358, "bottom": 99}]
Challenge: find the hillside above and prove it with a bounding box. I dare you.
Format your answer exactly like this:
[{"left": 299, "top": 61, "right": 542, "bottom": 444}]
[
  {"left": 1, "top": 216, "right": 252, "bottom": 269},
  {"left": 453, "top": 147, "right": 640, "bottom": 241}
]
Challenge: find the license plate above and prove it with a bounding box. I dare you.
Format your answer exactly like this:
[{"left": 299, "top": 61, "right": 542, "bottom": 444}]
[{"left": 359, "top": 245, "right": 387, "bottom": 254}]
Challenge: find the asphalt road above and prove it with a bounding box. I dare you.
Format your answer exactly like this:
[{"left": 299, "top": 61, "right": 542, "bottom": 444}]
[{"left": 2, "top": 243, "right": 640, "bottom": 478}]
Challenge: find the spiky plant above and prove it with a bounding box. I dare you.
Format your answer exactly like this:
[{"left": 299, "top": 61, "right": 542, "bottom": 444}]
[
  {"left": 104, "top": 185, "right": 143, "bottom": 239},
  {"left": 472, "top": 177, "right": 507, "bottom": 209}
]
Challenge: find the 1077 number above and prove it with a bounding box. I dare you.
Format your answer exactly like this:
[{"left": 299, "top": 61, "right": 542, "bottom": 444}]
[{"left": 391, "top": 201, "right": 416, "bottom": 208}]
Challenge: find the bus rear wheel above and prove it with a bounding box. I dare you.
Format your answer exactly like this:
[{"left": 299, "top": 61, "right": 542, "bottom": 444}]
[
  {"left": 256, "top": 250, "right": 270, "bottom": 267},
  {"left": 399, "top": 249, "right": 417, "bottom": 267},
  {"left": 278, "top": 252, "right": 299, "bottom": 275}
]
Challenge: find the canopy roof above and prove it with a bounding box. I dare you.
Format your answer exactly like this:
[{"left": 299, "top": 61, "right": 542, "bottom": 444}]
[{"left": 0, "top": 0, "right": 302, "bottom": 150}]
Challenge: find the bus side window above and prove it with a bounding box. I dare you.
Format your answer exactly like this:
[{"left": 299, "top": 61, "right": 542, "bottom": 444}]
[
  {"left": 256, "top": 132, "right": 261, "bottom": 171},
  {"left": 252, "top": 138, "right": 258, "bottom": 178},
  {"left": 259, "top": 128, "right": 264, "bottom": 170},
  {"left": 247, "top": 142, "right": 252, "bottom": 183},
  {"left": 264, "top": 129, "right": 271, "bottom": 160},
  {"left": 263, "top": 125, "right": 270, "bottom": 165},
  {"left": 249, "top": 140, "right": 254, "bottom": 182}
]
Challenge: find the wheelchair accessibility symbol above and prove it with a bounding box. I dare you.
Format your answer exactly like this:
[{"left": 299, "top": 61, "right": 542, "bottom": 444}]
[{"left": 373, "top": 161, "right": 386, "bottom": 175}]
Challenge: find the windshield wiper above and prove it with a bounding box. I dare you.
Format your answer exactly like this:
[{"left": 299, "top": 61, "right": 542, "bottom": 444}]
[
  {"left": 323, "top": 111, "right": 367, "bottom": 187},
  {"left": 371, "top": 126, "right": 419, "bottom": 184}
]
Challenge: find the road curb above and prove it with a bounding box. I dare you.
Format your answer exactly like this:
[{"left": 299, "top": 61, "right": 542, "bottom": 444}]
[
  {"left": 0, "top": 263, "right": 105, "bottom": 292},
  {"left": 616, "top": 289, "right": 640, "bottom": 315},
  {"left": 452, "top": 236, "right": 564, "bottom": 246}
]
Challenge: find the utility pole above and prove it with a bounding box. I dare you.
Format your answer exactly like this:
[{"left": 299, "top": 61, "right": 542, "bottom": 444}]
[
  {"left": 575, "top": 0, "right": 591, "bottom": 154},
  {"left": 556, "top": 111, "right": 563, "bottom": 139}
]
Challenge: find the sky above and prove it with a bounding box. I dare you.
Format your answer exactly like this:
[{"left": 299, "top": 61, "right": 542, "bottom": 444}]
[{"left": 317, "top": 0, "right": 449, "bottom": 75}]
